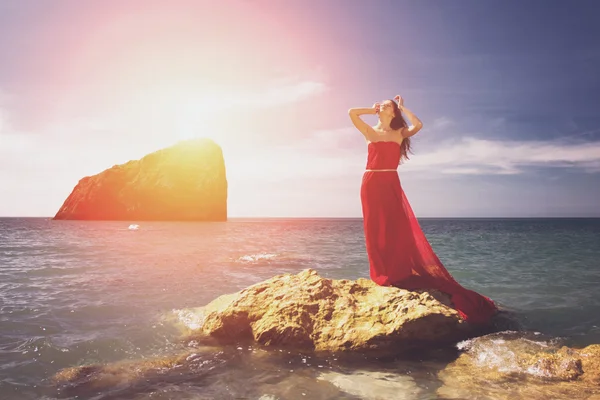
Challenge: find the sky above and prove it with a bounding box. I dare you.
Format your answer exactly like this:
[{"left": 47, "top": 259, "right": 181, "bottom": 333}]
[{"left": 1, "top": 0, "right": 599, "bottom": 218}]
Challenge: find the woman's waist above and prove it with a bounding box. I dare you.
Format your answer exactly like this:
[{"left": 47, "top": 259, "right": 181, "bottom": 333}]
[
  {"left": 364, "top": 163, "right": 399, "bottom": 172},
  {"left": 365, "top": 160, "right": 399, "bottom": 170},
  {"left": 361, "top": 169, "right": 401, "bottom": 185}
]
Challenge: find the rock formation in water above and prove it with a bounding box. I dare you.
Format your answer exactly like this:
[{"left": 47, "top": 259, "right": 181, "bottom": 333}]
[
  {"left": 53, "top": 138, "right": 227, "bottom": 221},
  {"left": 187, "top": 269, "right": 476, "bottom": 354},
  {"left": 437, "top": 332, "right": 600, "bottom": 399},
  {"left": 53, "top": 270, "right": 600, "bottom": 398},
  {"left": 52, "top": 268, "right": 476, "bottom": 393}
]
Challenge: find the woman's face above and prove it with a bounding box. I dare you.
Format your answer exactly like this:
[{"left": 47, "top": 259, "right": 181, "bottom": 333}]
[{"left": 379, "top": 100, "right": 396, "bottom": 117}]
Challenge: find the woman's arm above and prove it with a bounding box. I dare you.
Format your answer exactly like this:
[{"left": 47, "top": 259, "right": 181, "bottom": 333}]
[
  {"left": 394, "top": 95, "right": 423, "bottom": 138},
  {"left": 348, "top": 106, "right": 377, "bottom": 139},
  {"left": 400, "top": 104, "right": 423, "bottom": 138}
]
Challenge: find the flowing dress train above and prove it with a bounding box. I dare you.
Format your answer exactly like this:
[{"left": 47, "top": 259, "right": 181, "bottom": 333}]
[{"left": 361, "top": 141, "right": 497, "bottom": 324}]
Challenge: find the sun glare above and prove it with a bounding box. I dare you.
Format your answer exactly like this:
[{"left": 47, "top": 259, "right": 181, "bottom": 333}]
[
  {"left": 116, "top": 84, "right": 226, "bottom": 144},
  {"left": 175, "top": 95, "right": 221, "bottom": 141}
]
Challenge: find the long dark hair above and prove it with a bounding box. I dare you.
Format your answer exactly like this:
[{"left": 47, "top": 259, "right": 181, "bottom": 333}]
[{"left": 389, "top": 100, "right": 412, "bottom": 164}]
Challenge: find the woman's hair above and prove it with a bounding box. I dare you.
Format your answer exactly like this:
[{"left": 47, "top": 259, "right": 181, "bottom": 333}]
[{"left": 389, "top": 100, "right": 412, "bottom": 164}]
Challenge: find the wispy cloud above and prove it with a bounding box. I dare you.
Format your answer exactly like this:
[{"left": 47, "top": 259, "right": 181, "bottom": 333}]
[
  {"left": 271, "top": 125, "right": 600, "bottom": 176},
  {"left": 226, "top": 127, "right": 364, "bottom": 183},
  {"left": 179, "top": 79, "right": 327, "bottom": 117},
  {"left": 220, "top": 79, "right": 328, "bottom": 109},
  {"left": 1, "top": 77, "right": 327, "bottom": 151},
  {"left": 254, "top": 80, "right": 327, "bottom": 106},
  {"left": 291, "top": 125, "right": 600, "bottom": 176},
  {"left": 404, "top": 137, "right": 600, "bottom": 175},
  {"left": 0, "top": 89, "right": 9, "bottom": 134},
  {"left": 0, "top": 109, "right": 5, "bottom": 134},
  {"left": 431, "top": 117, "right": 454, "bottom": 130}
]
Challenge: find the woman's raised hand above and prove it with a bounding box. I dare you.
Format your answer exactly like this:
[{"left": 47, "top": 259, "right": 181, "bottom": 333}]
[
  {"left": 372, "top": 102, "right": 381, "bottom": 114},
  {"left": 394, "top": 95, "right": 404, "bottom": 107}
]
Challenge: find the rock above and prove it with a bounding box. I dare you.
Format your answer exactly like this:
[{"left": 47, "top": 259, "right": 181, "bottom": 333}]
[
  {"left": 188, "top": 269, "right": 475, "bottom": 355},
  {"left": 437, "top": 332, "right": 600, "bottom": 399},
  {"left": 53, "top": 138, "right": 227, "bottom": 221},
  {"left": 52, "top": 346, "right": 230, "bottom": 397},
  {"left": 524, "top": 346, "right": 583, "bottom": 381},
  {"left": 579, "top": 344, "right": 600, "bottom": 384}
]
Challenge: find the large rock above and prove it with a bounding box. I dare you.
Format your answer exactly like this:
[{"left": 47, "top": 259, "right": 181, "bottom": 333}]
[
  {"left": 53, "top": 138, "right": 227, "bottom": 221},
  {"left": 51, "top": 270, "right": 490, "bottom": 395},
  {"left": 189, "top": 269, "right": 475, "bottom": 354},
  {"left": 437, "top": 332, "right": 600, "bottom": 399}
]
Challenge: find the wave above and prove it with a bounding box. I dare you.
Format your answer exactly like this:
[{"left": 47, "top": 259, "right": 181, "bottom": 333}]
[
  {"left": 455, "top": 330, "right": 567, "bottom": 377},
  {"left": 231, "top": 251, "right": 316, "bottom": 268},
  {"left": 170, "top": 307, "right": 207, "bottom": 331},
  {"left": 236, "top": 252, "right": 279, "bottom": 264}
]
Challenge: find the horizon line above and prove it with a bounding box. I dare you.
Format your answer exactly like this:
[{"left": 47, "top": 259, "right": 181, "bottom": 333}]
[{"left": 1, "top": 216, "right": 599, "bottom": 220}]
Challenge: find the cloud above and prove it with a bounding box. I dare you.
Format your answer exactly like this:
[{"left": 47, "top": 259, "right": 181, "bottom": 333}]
[
  {"left": 252, "top": 80, "right": 327, "bottom": 106},
  {"left": 291, "top": 126, "right": 600, "bottom": 177},
  {"left": 278, "top": 124, "right": 600, "bottom": 176},
  {"left": 404, "top": 137, "right": 600, "bottom": 175},
  {"left": 296, "top": 127, "right": 366, "bottom": 153},
  {"left": 0, "top": 77, "right": 330, "bottom": 203},
  {"left": 0, "top": 77, "right": 328, "bottom": 160},
  {"left": 0, "top": 90, "right": 8, "bottom": 133},
  {"left": 431, "top": 117, "right": 454, "bottom": 130},
  {"left": 179, "top": 79, "right": 327, "bottom": 117}
]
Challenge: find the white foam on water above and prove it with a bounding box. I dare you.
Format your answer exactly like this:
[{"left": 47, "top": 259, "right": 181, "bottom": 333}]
[
  {"left": 128, "top": 224, "right": 140, "bottom": 230},
  {"left": 525, "top": 364, "right": 554, "bottom": 378},
  {"left": 317, "top": 370, "right": 423, "bottom": 400},
  {"left": 171, "top": 308, "right": 206, "bottom": 331},
  {"left": 237, "top": 253, "right": 279, "bottom": 263},
  {"left": 457, "top": 332, "right": 557, "bottom": 376}
]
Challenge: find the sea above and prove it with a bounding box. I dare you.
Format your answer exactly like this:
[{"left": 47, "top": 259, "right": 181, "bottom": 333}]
[{"left": 1, "top": 217, "right": 599, "bottom": 399}]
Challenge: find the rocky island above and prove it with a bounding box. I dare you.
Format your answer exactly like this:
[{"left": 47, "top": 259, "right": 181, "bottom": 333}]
[
  {"left": 54, "top": 269, "right": 484, "bottom": 391},
  {"left": 53, "top": 138, "right": 227, "bottom": 221},
  {"left": 53, "top": 270, "right": 600, "bottom": 399}
]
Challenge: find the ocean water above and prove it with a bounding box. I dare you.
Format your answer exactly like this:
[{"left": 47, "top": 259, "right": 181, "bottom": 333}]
[{"left": 1, "top": 217, "right": 599, "bottom": 399}]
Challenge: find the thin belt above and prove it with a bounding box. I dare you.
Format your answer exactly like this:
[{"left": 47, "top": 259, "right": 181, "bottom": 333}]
[{"left": 365, "top": 169, "right": 397, "bottom": 172}]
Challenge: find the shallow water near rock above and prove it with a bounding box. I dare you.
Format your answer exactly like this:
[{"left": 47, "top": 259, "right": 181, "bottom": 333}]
[{"left": 1, "top": 217, "right": 600, "bottom": 399}]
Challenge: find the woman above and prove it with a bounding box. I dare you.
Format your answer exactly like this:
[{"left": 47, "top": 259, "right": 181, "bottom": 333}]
[{"left": 348, "top": 96, "right": 497, "bottom": 324}]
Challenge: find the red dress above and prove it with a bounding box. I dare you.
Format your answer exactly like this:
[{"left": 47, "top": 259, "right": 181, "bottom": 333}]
[{"left": 360, "top": 141, "right": 497, "bottom": 324}]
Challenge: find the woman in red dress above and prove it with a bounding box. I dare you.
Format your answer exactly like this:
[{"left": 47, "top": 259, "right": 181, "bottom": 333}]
[{"left": 348, "top": 96, "right": 497, "bottom": 324}]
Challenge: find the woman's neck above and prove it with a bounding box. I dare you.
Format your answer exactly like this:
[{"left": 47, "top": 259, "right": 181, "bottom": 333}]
[{"left": 377, "top": 115, "right": 393, "bottom": 130}]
